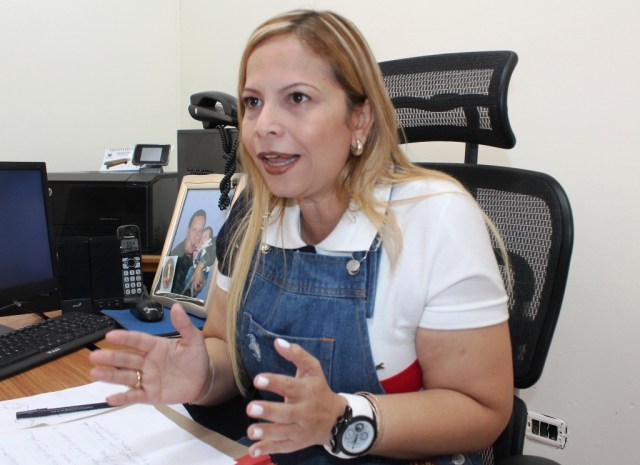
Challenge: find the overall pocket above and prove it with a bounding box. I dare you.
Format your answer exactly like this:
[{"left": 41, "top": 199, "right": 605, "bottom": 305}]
[{"left": 241, "top": 312, "right": 336, "bottom": 400}]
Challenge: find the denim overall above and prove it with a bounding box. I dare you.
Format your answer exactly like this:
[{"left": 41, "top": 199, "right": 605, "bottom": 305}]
[{"left": 237, "top": 241, "right": 483, "bottom": 465}]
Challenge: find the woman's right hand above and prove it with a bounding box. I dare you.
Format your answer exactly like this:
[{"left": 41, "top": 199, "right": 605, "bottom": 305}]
[{"left": 89, "top": 303, "right": 212, "bottom": 406}]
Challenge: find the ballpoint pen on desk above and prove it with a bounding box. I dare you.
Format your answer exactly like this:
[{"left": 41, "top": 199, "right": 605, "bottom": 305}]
[{"left": 15, "top": 402, "right": 114, "bottom": 419}]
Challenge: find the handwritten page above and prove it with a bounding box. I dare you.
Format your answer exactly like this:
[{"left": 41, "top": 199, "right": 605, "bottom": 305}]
[{"left": 0, "top": 403, "right": 235, "bottom": 465}]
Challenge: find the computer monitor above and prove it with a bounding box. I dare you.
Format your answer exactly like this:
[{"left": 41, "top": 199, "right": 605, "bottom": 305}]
[{"left": 0, "top": 162, "right": 59, "bottom": 313}]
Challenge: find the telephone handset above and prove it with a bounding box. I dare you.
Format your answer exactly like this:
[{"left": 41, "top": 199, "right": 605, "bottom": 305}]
[
  {"left": 188, "top": 91, "right": 238, "bottom": 128},
  {"left": 117, "top": 225, "right": 144, "bottom": 305}
]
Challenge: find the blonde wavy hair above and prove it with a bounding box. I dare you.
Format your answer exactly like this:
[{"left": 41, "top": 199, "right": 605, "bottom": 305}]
[{"left": 223, "top": 9, "right": 505, "bottom": 393}]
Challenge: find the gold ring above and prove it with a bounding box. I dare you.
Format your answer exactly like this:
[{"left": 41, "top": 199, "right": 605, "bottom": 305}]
[{"left": 131, "top": 369, "right": 142, "bottom": 390}]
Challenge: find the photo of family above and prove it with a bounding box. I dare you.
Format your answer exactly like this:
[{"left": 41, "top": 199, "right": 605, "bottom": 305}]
[{"left": 154, "top": 184, "right": 232, "bottom": 303}]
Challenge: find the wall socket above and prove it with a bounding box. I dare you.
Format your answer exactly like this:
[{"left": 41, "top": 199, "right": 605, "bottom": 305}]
[{"left": 526, "top": 411, "right": 568, "bottom": 449}]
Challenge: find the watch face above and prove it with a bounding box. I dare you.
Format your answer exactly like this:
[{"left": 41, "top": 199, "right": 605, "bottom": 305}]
[{"left": 341, "top": 418, "right": 376, "bottom": 455}]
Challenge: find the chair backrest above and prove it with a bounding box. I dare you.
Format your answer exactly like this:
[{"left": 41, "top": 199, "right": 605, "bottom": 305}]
[
  {"left": 379, "top": 51, "right": 518, "bottom": 163},
  {"left": 379, "top": 52, "right": 574, "bottom": 463},
  {"left": 423, "top": 163, "right": 574, "bottom": 390}
]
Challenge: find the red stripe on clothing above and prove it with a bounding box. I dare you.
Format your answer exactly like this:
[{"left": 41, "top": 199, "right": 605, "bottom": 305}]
[{"left": 380, "top": 359, "right": 423, "bottom": 394}]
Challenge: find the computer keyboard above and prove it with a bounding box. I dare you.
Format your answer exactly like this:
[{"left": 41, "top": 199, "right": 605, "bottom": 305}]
[{"left": 0, "top": 311, "right": 117, "bottom": 380}]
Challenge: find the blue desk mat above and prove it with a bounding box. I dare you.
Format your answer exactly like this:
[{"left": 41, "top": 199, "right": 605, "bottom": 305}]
[{"left": 101, "top": 308, "right": 206, "bottom": 337}]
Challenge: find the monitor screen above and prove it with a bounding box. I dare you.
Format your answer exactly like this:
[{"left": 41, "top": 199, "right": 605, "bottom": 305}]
[{"left": 0, "top": 162, "right": 58, "bottom": 311}]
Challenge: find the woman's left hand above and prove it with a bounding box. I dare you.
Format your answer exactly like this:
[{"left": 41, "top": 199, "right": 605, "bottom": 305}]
[{"left": 245, "top": 338, "right": 346, "bottom": 457}]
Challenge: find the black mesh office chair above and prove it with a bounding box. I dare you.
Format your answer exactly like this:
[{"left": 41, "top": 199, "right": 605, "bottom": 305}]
[{"left": 379, "top": 51, "right": 573, "bottom": 465}]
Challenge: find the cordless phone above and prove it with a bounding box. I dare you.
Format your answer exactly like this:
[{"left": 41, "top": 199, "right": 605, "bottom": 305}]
[{"left": 117, "top": 225, "right": 144, "bottom": 305}]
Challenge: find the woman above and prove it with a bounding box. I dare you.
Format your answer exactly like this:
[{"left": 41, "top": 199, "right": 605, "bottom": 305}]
[{"left": 90, "top": 10, "right": 513, "bottom": 465}]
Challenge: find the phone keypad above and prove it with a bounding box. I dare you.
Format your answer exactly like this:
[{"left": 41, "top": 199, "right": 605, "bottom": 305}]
[{"left": 122, "top": 256, "right": 143, "bottom": 296}]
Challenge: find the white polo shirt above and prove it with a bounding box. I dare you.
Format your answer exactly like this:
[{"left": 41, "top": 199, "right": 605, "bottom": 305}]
[{"left": 216, "top": 178, "right": 508, "bottom": 392}]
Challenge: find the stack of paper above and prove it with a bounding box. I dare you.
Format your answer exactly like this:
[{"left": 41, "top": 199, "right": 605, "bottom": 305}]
[{"left": 0, "top": 382, "right": 236, "bottom": 465}]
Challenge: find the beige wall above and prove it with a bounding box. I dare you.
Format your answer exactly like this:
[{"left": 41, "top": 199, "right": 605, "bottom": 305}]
[{"left": 1, "top": 1, "right": 639, "bottom": 463}]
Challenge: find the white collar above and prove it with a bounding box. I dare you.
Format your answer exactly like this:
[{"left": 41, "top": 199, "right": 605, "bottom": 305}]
[{"left": 263, "top": 184, "right": 392, "bottom": 253}]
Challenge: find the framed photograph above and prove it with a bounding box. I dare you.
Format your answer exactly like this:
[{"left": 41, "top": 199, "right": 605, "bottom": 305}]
[{"left": 150, "top": 174, "right": 239, "bottom": 318}]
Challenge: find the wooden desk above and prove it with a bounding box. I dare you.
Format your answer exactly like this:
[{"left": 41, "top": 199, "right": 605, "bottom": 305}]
[
  {"left": 142, "top": 254, "right": 161, "bottom": 273},
  {"left": 0, "top": 309, "right": 95, "bottom": 399},
  {"left": 0, "top": 311, "right": 247, "bottom": 460}
]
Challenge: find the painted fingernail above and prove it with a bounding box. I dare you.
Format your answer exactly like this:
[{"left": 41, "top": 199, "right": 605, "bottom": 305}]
[
  {"left": 249, "top": 403, "right": 264, "bottom": 416},
  {"left": 276, "top": 337, "right": 290, "bottom": 348},
  {"left": 255, "top": 375, "right": 269, "bottom": 388},
  {"left": 252, "top": 448, "right": 262, "bottom": 458},
  {"left": 251, "top": 427, "right": 263, "bottom": 439}
]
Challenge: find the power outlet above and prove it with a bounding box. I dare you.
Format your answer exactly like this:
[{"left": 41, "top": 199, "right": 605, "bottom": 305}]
[{"left": 526, "top": 411, "right": 568, "bottom": 449}]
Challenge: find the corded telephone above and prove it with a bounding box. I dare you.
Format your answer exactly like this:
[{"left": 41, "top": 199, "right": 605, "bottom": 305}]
[
  {"left": 186, "top": 90, "right": 240, "bottom": 211},
  {"left": 188, "top": 91, "right": 238, "bottom": 128}
]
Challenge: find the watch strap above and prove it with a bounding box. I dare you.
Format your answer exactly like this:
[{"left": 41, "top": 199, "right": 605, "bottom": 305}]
[{"left": 324, "top": 393, "right": 376, "bottom": 459}]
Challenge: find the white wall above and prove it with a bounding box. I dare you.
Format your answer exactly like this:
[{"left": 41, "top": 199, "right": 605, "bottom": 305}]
[
  {"left": 0, "top": 0, "right": 180, "bottom": 172},
  {"left": 2, "top": 1, "right": 639, "bottom": 463}
]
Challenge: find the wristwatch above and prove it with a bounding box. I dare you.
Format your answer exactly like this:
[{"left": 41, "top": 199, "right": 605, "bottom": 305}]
[{"left": 325, "top": 393, "right": 377, "bottom": 458}]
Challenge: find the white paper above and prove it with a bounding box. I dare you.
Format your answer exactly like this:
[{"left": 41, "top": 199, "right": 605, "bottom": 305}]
[
  {"left": 0, "top": 403, "right": 235, "bottom": 465},
  {"left": 0, "top": 381, "right": 188, "bottom": 431},
  {"left": 100, "top": 147, "right": 138, "bottom": 172}
]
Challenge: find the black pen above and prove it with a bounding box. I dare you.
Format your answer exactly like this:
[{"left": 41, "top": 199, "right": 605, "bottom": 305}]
[{"left": 16, "top": 402, "right": 113, "bottom": 419}]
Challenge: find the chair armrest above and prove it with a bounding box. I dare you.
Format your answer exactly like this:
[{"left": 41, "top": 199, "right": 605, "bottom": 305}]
[{"left": 499, "top": 456, "right": 561, "bottom": 465}]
